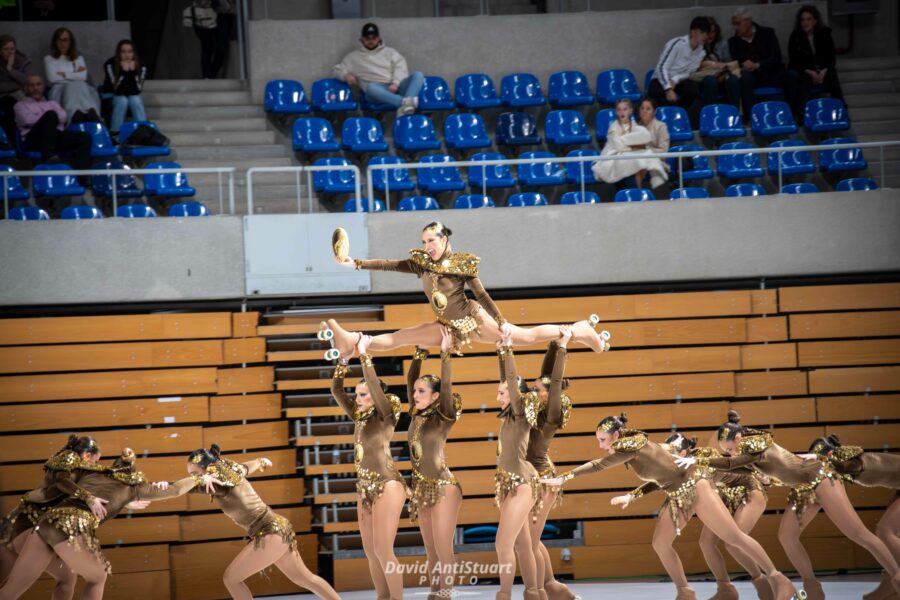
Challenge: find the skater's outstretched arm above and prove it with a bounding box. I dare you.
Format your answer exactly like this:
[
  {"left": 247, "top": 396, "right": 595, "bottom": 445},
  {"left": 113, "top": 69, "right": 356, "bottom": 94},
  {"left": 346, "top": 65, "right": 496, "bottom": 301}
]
[
  {"left": 466, "top": 276, "right": 505, "bottom": 325},
  {"left": 330, "top": 363, "right": 356, "bottom": 418},
  {"left": 546, "top": 343, "right": 568, "bottom": 426},
  {"left": 437, "top": 349, "right": 455, "bottom": 420},
  {"left": 360, "top": 354, "right": 393, "bottom": 419},
  {"left": 501, "top": 347, "right": 526, "bottom": 417},
  {"left": 354, "top": 258, "right": 420, "bottom": 274},
  {"left": 407, "top": 347, "right": 427, "bottom": 405}
]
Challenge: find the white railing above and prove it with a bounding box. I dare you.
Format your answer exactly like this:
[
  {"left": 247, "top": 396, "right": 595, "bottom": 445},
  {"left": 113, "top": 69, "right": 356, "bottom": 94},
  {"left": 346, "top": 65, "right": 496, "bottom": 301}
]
[
  {"left": 246, "top": 164, "right": 362, "bottom": 215},
  {"left": 1, "top": 167, "right": 236, "bottom": 218}
]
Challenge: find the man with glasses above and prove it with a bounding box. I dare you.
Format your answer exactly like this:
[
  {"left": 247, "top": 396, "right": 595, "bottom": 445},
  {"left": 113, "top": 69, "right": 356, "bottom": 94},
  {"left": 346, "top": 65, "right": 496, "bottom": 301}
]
[{"left": 332, "top": 22, "right": 424, "bottom": 116}]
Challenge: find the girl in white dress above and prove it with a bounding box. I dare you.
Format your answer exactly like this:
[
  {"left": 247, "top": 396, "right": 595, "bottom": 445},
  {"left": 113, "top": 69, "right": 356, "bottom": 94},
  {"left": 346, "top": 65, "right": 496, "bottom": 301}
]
[{"left": 593, "top": 98, "right": 668, "bottom": 189}]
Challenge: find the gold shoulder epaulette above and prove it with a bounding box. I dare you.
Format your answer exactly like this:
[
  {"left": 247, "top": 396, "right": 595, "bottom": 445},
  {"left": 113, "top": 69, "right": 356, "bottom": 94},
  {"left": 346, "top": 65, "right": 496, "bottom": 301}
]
[
  {"left": 693, "top": 447, "right": 722, "bottom": 459},
  {"left": 44, "top": 450, "right": 81, "bottom": 472},
  {"left": 739, "top": 433, "right": 773, "bottom": 455},
  {"left": 408, "top": 249, "right": 480, "bottom": 277},
  {"left": 832, "top": 445, "right": 864, "bottom": 462},
  {"left": 523, "top": 391, "right": 541, "bottom": 429},
  {"left": 207, "top": 459, "right": 245, "bottom": 487},
  {"left": 559, "top": 395, "right": 572, "bottom": 430},
  {"left": 110, "top": 470, "right": 147, "bottom": 486},
  {"left": 612, "top": 432, "right": 648, "bottom": 453},
  {"left": 387, "top": 394, "right": 402, "bottom": 421}
]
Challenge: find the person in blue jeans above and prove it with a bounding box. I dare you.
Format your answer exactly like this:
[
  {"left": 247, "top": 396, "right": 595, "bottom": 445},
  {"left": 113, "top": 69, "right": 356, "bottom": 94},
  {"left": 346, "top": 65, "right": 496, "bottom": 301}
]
[
  {"left": 102, "top": 39, "right": 147, "bottom": 138},
  {"left": 332, "top": 23, "right": 424, "bottom": 116}
]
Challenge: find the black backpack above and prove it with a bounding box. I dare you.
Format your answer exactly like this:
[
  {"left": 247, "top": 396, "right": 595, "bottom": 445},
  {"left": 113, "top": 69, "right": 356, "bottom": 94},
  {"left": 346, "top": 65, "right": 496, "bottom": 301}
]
[{"left": 122, "top": 124, "right": 169, "bottom": 147}]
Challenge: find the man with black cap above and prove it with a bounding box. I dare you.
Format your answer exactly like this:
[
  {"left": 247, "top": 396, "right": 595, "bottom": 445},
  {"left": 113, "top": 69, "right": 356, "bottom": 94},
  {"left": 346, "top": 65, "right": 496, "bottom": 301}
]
[{"left": 332, "top": 22, "right": 424, "bottom": 116}]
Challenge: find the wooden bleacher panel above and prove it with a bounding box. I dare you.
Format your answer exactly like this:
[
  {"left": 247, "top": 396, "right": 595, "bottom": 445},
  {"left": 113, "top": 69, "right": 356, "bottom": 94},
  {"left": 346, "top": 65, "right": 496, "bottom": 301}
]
[
  {"left": 808, "top": 365, "right": 900, "bottom": 394},
  {"left": 215, "top": 365, "right": 274, "bottom": 394},
  {"left": 790, "top": 310, "right": 900, "bottom": 340},
  {"left": 222, "top": 337, "right": 266, "bottom": 364},
  {"left": 817, "top": 394, "right": 900, "bottom": 422},
  {"left": 0, "top": 396, "right": 210, "bottom": 433},
  {"left": 231, "top": 312, "right": 260, "bottom": 338},
  {"left": 729, "top": 397, "right": 816, "bottom": 425},
  {"left": 209, "top": 392, "right": 281, "bottom": 422},
  {"left": 823, "top": 423, "right": 900, "bottom": 447},
  {"left": 98, "top": 515, "right": 180, "bottom": 545},
  {"left": 797, "top": 339, "right": 900, "bottom": 367},
  {"left": 734, "top": 370, "right": 808, "bottom": 397},
  {"left": 750, "top": 289, "right": 778, "bottom": 314},
  {"left": 180, "top": 506, "right": 311, "bottom": 542},
  {"left": 202, "top": 420, "right": 288, "bottom": 450},
  {"left": 740, "top": 342, "right": 797, "bottom": 370},
  {"left": 0, "top": 367, "right": 218, "bottom": 403},
  {"left": 23, "top": 571, "right": 172, "bottom": 600},
  {"left": 780, "top": 283, "right": 900, "bottom": 313},
  {"left": 0, "top": 427, "right": 204, "bottom": 463},
  {"left": 746, "top": 316, "right": 788, "bottom": 342}
]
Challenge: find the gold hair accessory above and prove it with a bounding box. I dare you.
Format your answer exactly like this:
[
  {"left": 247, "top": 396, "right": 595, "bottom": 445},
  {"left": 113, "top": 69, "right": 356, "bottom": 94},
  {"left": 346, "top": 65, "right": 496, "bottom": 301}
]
[
  {"left": 540, "top": 375, "right": 552, "bottom": 387},
  {"left": 597, "top": 418, "right": 618, "bottom": 433},
  {"left": 332, "top": 227, "right": 350, "bottom": 261},
  {"left": 811, "top": 442, "right": 828, "bottom": 456},
  {"left": 190, "top": 454, "right": 204, "bottom": 464},
  {"left": 424, "top": 222, "right": 445, "bottom": 235},
  {"left": 718, "top": 427, "right": 731, "bottom": 442}
]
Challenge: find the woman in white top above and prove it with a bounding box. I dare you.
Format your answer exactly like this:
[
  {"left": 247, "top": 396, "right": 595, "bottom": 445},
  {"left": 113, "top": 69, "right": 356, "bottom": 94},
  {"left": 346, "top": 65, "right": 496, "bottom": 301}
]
[
  {"left": 44, "top": 27, "right": 101, "bottom": 123},
  {"left": 637, "top": 97, "right": 670, "bottom": 154},
  {"left": 592, "top": 98, "right": 668, "bottom": 189}
]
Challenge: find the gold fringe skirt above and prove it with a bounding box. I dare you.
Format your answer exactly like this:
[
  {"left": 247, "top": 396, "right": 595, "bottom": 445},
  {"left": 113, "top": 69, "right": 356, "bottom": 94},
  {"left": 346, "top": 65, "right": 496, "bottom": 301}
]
[
  {"left": 356, "top": 467, "right": 408, "bottom": 513},
  {"left": 36, "top": 507, "right": 110, "bottom": 574},
  {"left": 494, "top": 467, "right": 542, "bottom": 522},
  {"left": 437, "top": 314, "right": 481, "bottom": 353},
  {"left": 251, "top": 514, "right": 297, "bottom": 554},
  {"left": 664, "top": 466, "right": 715, "bottom": 535},
  {"left": 787, "top": 462, "right": 846, "bottom": 519},
  {"left": 408, "top": 469, "right": 461, "bottom": 523},
  {"left": 0, "top": 498, "right": 46, "bottom": 549},
  {"left": 716, "top": 480, "right": 766, "bottom": 515},
  {"left": 538, "top": 465, "right": 564, "bottom": 510}
]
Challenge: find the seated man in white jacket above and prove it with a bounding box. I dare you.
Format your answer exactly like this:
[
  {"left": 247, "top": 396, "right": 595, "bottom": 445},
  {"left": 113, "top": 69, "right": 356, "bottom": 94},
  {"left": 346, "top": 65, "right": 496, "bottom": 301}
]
[
  {"left": 647, "top": 16, "right": 711, "bottom": 128},
  {"left": 332, "top": 22, "right": 424, "bottom": 116}
]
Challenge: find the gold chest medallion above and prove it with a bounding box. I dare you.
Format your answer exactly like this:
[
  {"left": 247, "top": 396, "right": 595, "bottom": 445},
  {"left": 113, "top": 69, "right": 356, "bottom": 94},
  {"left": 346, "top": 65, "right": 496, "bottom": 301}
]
[
  {"left": 354, "top": 443, "right": 364, "bottom": 464},
  {"left": 411, "top": 440, "right": 423, "bottom": 462},
  {"left": 496, "top": 439, "right": 502, "bottom": 457}
]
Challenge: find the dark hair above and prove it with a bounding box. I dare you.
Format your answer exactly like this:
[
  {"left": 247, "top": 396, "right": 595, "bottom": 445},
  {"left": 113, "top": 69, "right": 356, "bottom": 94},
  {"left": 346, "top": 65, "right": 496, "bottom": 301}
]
[
  {"left": 716, "top": 409, "right": 744, "bottom": 442},
  {"left": 422, "top": 222, "right": 452, "bottom": 238},
  {"left": 356, "top": 378, "right": 389, "bottom": 394},
  {"left": 809, "top": 434, "right": 841, "bottom": 455},
  {"left": 690, "top": 16, "right": 712, "bottom": 34},
  {"left": 515, "top": 376, "right": 530, "bottom": 395},
  {"left": 112, "top": 447, "right": 136, "bottom": 471},
  {"left": 794, "top": 5, "right": 826, "bottom": 32},
  {"left": 0, "top": 34, "right": 16, "bottom": 49},
  {"left": 417, "top": 374, "right": 442, "bottom": 394},
  {"left": 639, "top": 96, "right": 657, "bottom": 111},
  {"left": 62, "top": 434, "right": 100, "bottom": 456},
  {"left": 51, "top": 27, "right": 78, "bottom": 60},
  {"left": 113, "top": 39, "right": 140, "bottom": 80},
  {"left": 188, "top": 443, "right": 221, "bottom": 468},
  {"left": 596, "top": 413, "right": 628, "bottom": 434},
  {"left": 665, "top": 433, "right": 698, "bottom": 454}
]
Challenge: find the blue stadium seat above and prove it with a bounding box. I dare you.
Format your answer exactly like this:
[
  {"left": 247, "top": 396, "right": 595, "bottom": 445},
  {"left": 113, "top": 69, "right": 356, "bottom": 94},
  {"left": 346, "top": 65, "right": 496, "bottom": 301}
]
[
  {"left": 418, "top": 76, "right": 455, "bottom": 111},
  {"left": 418, "top": 153, "right": 466, "bottom": 193},
  {"left": 507, "top": 192, "right": 548, "bottom": 207},
  {"left": 264, "top": 79, "right": 311, "bottom": 114},
  {"left": 168, "top": 201, "right": 209, "bottom": 216},
  {"left": 32, "top": 163, "right": 85, "bottom": 198},
  {"left": 15, "top": 129, "right": 42, "bottom": 160},
  {"left": 836, "top": 177, "right": 878, "bottom": 192},
  {"left": 393, "top": 115, "right": 441, "bottom": 152},
  {"left": 725, "top": 183, "right": 766, "bottom": 197},
  {"left": 819, "top": 137, "right": 868, "bottom": 172},
  {"left": 310, "top": 78, "right": 357, "bottom": 112},
  {"left": 545, "top": 110, "right": 592, "bottom": 146},
  {"left": 596, "top": 69, "right": 642, "bottom": 105},
  {"left": 68, "top": 122, "right": 118, "bottom": 158},
  {"left": 716, "top": 142, "right": 765, "bottom": 179},
  {"left": 548, "top": 70, "right": 593, "bottom": 107},
  {"left": 0, "top": 128, "right": 16, "bottom": 160},
  {"left": 655, "top": 106, "right": 693, "bottom": 142},
  {"left": 368, "top": 155, "right": 416, "bottom": 192},
  {"left": 313, "top": 157, "right": 357, "bottom": 194},
  {"left": 454, "top": 194, "right": 494, "bottom": 209},
  {"left": 8, "top": 206, "right": 49, "bottom": 220},
  {"left": 143, "top": 161, "right": 196, "bottom": 198},
  {"left": 700, "top": 104, "right": 746, "bottom": 139},
  {"left": 0, "top": 165, "right": 30, "bottom": 201},
  {"left": 594, "top": 108, "right": 617, "bottom": 143},
  {"left": 767, "top": 140, "right": 815, "bottom": 176},
  {"left": 118, "top": 121, "right": 171, "bottom": 158},
  {"left": 468, "top": 152, "right": 515, "bottom": 189},
  {"left": 444, "top": 113, "right": 492, "bottom": 150},
  {"left": 751, "top": 101, "right": 798, "bottom": 137},
  {"left": 804, "top": 98, "right": 850, "bottom": 133},
  {"left": 462, "top": 525, "right": 497, "bottom": 543},
  {"left": 455, "top": 74, "right": 501, "bottom": 109},
  {"left": 359, "top": 94, "right": 395, "bottom": 113},
  {"left": 500, "top": 73, "right": 546, "bottom": 108},
  {"left": 496, "top": 112, "right": 541, "bottom": 146},
  {"left": 669, "top": 187, "right": 710, "bottom": 199},
  {"left": 517, "top": 151, "right": 565, "bottom": 187},
  {"left": 91, "top": 161, "right": 143, "bottom": 198},
  {"left": 644, "top": 69, "right": 655, "bottom": 93},
  {"left": 667, "top": 145, "right": 714, "bottom": 181},
  {"left": 398, "top": 195, "right": 440, "bottom": 211},
  {"left": 565, "top": 148, "right": 599, "bottom": 184},
  {"left": 344, "top": 198, "right": 385, "bottom": 212},
  {"left": 61, "top": 205, "right": 103, "bottom": 219},
  {"left": 781, "top": 183, "right": 820, "bottom": 195},
  {"left": 614, "top": 188, "right": 655, "bottom": 202},
  {"left": 116, "top": 203, "right": 157, "bottom": 218},
  {"left": 292, "top": 118, "right": 340, "bottom": 153},
  {"left": 341, "top": 117, "right": 389, "bottom": 153},
  {"left": 560, "top": 191, "right": 600, "bottom": 204}
]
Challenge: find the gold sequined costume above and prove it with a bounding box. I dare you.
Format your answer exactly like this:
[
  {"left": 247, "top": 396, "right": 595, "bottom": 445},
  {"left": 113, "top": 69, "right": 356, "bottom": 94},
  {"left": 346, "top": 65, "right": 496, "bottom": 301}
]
[
  {"left": 495, "top": 347, "right": 541, "bottom": 520},
  {"left": 826, "top": 446, "right": 900, "bottom": 490},
  {"left": 406, "top": 348, "right": 462, "bottom": 522},
  {"left": 354, "top": 249, "right": 505, "bottom": 350},
  {"left": 332, "top": 357, "right": 406, "bottom": 512}
]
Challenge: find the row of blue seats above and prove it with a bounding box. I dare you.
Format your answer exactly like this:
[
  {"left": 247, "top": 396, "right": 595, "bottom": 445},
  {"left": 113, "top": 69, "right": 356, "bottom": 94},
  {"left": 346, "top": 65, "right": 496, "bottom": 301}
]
[
  {"left": 307, "top": 138, "right": 868, "bottom": 195},
  {"left": 293, "top": 99, "right": 851, "bottom": 155},
  {"left": 5, "top": 201, "right": 210, "bottom": 220},
  {"left": 1, "top": 122, "right": 170, "bottom": 163},
  {"left": 340, "top": 178, "right": 880, "bottom": 212},
  {"left": 0, "top": 161, "right": 196, "bottom": 202}
]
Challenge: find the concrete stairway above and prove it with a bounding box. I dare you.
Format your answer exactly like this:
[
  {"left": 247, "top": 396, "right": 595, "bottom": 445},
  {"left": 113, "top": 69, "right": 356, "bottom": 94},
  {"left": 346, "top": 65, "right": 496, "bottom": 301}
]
[{"left": 143, "top": 79, "right": 310, "bottom": 214}]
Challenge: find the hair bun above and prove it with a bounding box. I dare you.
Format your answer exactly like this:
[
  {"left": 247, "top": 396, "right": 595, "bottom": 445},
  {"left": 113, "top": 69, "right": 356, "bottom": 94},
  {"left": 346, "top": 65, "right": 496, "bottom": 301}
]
[
  {"left": 66, "top": 434, "right": 79, "bottom": 448},
  {"left": 618, "top": 412, "right": 628, "bottom": 425},
  {"left": 120, "top": 447, "right": 135, "bottom": 465},
  {"left": 826, "top": 434, "right": 841, "bottom": 445},
  {"left": 209, "top": 443, "right": 221, "bottom": 457},
  {"left": 688, "top": 436, "right": 698, "bottom": 448},
  {"left": 727, "top": 410, "right": 741, "bottom": 424}
]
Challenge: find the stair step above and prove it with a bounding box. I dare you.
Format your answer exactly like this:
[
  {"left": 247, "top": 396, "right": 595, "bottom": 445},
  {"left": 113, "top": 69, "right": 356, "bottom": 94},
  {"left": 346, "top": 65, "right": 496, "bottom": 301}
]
[
  {"left": 144, "top": 79, "right": 244, "bottom": 92},
  {"left": 838, "top": 56, "right": 900, "bottom": 71},
  {"left": 848, "top": 105, "right": 900, "bottom": 121},
  {"left": 167, "top": 130, "right": 276, "bottom": 147},
  {"left": 146, "top": 105, "right": 265, "bottom": 119},
  {"left": 843, "top": 80, "right": 896, "bottom": 95},
  {"left": 844, "top": 94, "right": 900, "bottom": 108},
  {"left": 172, "top": 144, "right": 288, "bottom": 160},
  {"left": 849, "top": 120, "right": 900, "bottom": 135},
  {"left": 143, "top": 91, "right": 253, "bottom": 107},
  {"left": 153, "top": 117, "right": 269, "bottom": 133}
]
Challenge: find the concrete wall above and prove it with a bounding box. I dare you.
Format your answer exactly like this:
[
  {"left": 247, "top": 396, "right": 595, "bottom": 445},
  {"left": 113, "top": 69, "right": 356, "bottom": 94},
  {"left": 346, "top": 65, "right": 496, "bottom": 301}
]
[
  {"left": 2, "top": 191, "right": 898, "bottom": 306},
  {"left": 247, "top": 2, "right": 823, "bottom": 100},
  {"left": 0, "top": 22, "right": 130, "bottom": 86}
]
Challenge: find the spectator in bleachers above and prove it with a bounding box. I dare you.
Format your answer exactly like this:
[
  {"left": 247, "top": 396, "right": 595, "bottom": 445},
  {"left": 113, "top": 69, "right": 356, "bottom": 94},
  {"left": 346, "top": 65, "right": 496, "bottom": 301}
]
[
  {"left": 592, "top": 98, "right": 668, "bottom": 191},
  {"left": 693, "top": 17, "right": 740, "bottom": 111},
  {"left": 0, "top": 34, "right": 34, "bottom": 144},
  {"left": 728, "top": 7, "right": 800, "bottom": 121},
  {"left": 332, "top": 22, "right": 424, "bottom": 116},
  {"left": 637, "top": 97, "right": 670, "bottom": 154},
  {"left": 788, "top": 4, "right": 844, "bottom": 112},
  {"left": 648, "top": 16, "right": 712, "bottom": 129},
  {"left": 14, "top": 74, "right": 91, "bottom": 169},
  {"left": 102, "top": 39, "right": 147, "bottom": 139},
  {"left": 44, "top": 27, "right": 102, "bottom": 124},
  {"left": 191, "top": 0, "right": 236, "bottom": 79}
]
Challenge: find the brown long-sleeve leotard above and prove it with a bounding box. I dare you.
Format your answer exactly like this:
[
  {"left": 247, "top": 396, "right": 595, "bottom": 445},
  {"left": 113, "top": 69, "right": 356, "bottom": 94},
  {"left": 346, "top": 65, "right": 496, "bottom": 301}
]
[
  {"left": 526, "top": 342, "right": 570, "bottom": 478},
  {"left": 331, "top": 356, "right": 405, "bottom": 510},
  {"left": 828, "top": 446, "right": 900, "bottom": 489},
  {"left": 406, "top": 348, "right": 461, "bottom": 520},
  {"left": 703, "top": 433, "right": 831, "bottom": 488}
]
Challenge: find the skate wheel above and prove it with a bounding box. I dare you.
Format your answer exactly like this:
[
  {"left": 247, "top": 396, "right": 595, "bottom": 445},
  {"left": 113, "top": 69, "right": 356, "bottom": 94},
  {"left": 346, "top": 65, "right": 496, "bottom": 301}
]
[
  {"left": 588, "top": 313, "right": 600, "bottom": 326},
  {"left": 600, "top": 330, "right": 611, "bottom": 341},
  {"left": 318, "top": 328, "right": 333, "bottom": 341},
  {"left": 324, "top": 348, "right": 340, "bottom": 361}
]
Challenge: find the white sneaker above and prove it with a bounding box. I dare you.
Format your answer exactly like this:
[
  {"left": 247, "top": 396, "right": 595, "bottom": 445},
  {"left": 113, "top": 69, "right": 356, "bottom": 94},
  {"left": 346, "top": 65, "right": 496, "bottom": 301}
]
[{"left": 396, "top": 102, "right": 415, "bottom": 117}]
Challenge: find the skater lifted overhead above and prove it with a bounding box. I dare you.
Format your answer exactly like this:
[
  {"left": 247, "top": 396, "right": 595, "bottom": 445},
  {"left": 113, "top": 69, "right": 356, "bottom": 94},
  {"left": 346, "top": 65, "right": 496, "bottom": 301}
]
[{"left": 329, "top": 221, "right": 611, "bottom": 358}]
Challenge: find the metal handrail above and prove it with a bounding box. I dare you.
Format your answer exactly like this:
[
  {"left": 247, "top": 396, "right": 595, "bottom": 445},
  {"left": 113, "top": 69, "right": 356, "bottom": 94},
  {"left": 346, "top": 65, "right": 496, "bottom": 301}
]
[
  {"left": 246, "top": 164, "right": 362, "bottom": 215},
  {"left": 1, "top": 166, "right": 235, "bottom": 219}
]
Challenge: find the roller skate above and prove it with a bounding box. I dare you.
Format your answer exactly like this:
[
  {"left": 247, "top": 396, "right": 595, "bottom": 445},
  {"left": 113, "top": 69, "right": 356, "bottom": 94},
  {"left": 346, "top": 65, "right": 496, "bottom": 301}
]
[
  {"left": 570, "top": 314, "right": 612, "bottom": 353},
  {"left": 800, "top": 579, "right": 824, "bottom": 600},
  {"left": 768, "top": 573, "right": 806, "bottom": 600},
  {"left": 751, "top": 575, "right": 775, "bottom": 600},
  {"left": 707, "top": 582, "right": 738, "bottom": 600},
  {"left": 319, "top": 319, "right": 361, "bottom": 361}
]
